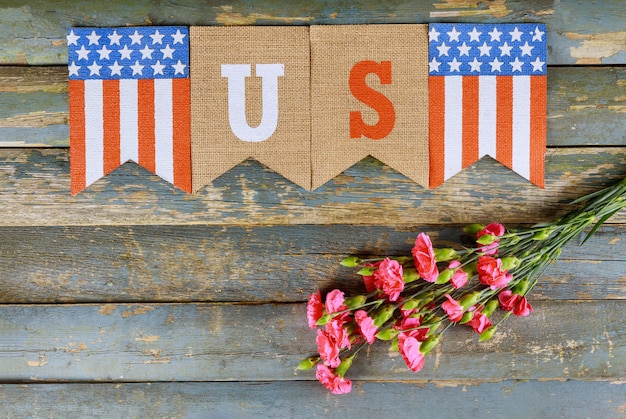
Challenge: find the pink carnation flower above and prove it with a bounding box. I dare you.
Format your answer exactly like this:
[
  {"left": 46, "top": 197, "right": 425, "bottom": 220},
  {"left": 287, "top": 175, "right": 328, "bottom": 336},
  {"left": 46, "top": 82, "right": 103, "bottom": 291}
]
[
  {"left": 398, "top": 333, "right": 425, "bottom": 372},
  {"left": 307, "top": 291, "right": 324, "bottom": 329},
  {"left": 325, "top": 289, "right": 347, "bottom": 314},
  {"left": 477, "top": 223, "right": 505, "bottom": 255},
  {"left": 316, "top": 364, "right": 352, "bottom": 394},
  {"left": 412, "top": 233, "right": 439, "bottom": 282},
  {"left": 467, "top": 309, "right": 492, "bottom": 334},
  {"left": 354, "top": 310, "right": 378, "bottom": 344},
  {"left": 498, "top": 290, "right": 534, "bottom": 317},
  {"left": 373, "top": 258, "right": 404, "bottom": 301},
  {"left": 448, "top": 260, "right": 468, "bottom": 289},
  {"left": 362, "top": 261, "right": 381, "bottom": 293},
  {"left": 316, "top": 329, "right": 341, "bottom": 368},
  {"left": 441, "top": 294, "right": 464, "bottom": 323},
  {"left": 477, "top": 256, "right": 513, "bottom": 290}
]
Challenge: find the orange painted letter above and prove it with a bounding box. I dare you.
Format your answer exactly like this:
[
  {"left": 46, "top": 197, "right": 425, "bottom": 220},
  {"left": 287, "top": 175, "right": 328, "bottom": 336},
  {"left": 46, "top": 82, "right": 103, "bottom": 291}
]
[{"left": 349, "top": 60, "right": 395, "bottom": 140}]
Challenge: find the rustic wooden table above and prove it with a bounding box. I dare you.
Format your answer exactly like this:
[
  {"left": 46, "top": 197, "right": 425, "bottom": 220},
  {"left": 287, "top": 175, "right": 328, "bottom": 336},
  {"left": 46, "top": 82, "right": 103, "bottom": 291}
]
[{"left": 0, "top": 1, "right": 624, "bottom": 418}]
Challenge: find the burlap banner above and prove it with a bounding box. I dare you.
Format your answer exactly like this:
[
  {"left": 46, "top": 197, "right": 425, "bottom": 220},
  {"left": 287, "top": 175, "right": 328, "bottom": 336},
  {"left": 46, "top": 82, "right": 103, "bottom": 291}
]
[
  {"left": 190, "top": 26, "right": 311, "bottom": 191},
  {"left": 310, "top": 25, "right": 429, "bottom": 189}
]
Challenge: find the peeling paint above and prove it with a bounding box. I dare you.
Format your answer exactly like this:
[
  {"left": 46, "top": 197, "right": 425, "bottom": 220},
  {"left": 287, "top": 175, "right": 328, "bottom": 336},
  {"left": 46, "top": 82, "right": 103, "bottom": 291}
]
[
  {"left": 216, "top": 5, "right": 313, "bottom": 25},
  {"left": 567, "top": 31, "right": 626, "bottom": 64},
  {"left": 135, "top": 335, "right": 160, "bottom": 343},
  {"left": 0, "top": 111, "right": 68, "bottom": 128},
  {"left": 121, "top": 306, "right": 155, "bottom": 318},
  {"left": 431, "top": 0, "right": 512, "bottom": 18},
  {"left": 99, "top": 304, "right": 117, "bottom": 315}
]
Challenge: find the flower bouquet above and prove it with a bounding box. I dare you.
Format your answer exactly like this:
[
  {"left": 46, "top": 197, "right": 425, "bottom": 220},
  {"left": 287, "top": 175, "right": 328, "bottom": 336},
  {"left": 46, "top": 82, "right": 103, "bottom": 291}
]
[{"left": 297, "top": 177, "right": 626, "bottom": 394}]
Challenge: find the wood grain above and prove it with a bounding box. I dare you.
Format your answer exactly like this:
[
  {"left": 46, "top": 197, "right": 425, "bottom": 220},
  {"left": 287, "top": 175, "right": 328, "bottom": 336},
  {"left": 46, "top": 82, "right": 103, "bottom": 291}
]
[
  {"left": 1, "top": 66, "right": 625, "bottom": 147},
  {"left": 0, "top": 301, "right": 622, "bottom": 383},
  {"left": 0, "top": 381, "right": 624, "bottom": 418},
  {"left": 0, "top": 148, "right": 623, "bottom": 226},
  {"left": 0, "top": 1, "right": 624, "bottom": 65},
  {"left": 0, "top": 225, "right": 623, "bottom": 304}
]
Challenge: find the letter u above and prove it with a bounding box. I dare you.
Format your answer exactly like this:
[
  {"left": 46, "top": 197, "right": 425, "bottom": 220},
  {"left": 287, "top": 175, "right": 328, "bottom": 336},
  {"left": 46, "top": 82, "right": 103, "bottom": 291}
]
[{"left": 221, "top": 64, "right": 284, "bottom": 142}]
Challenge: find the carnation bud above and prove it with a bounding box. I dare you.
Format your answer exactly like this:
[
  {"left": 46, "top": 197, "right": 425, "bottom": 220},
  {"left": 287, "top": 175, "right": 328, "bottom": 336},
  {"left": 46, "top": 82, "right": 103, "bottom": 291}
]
[
  {"left": 532, "top": 227, "right": 556, "bottom": 241},
  {"left": 460, "top": 291, "right": 481, "bottom": 310},
  {"left": 464, "top": 223, "right": 485, "bottom": 234},
  {"left": 296, "top": 357, "right": 319, "bottom": 371},
  {"left": 476, "top": 234, "right": 498, "bottom": 245},
  {"left": 482, "top": 299, "right": 500, "bottom": 317},
  {"left": 435, "top": 268, "right": 454, "bottom": 284},
  {"left": 479, "top": 326, "right": 498, "bottom": 342},
  {"left": 459, "top": 310, "right": 474, "bottom": 324},
  {"left": 316, "top": 313, "right": 331, "bottom": 326},
  {"left": 512, "top": 279, "right": 530, "bottom": 295},
  {"left": 402, "top": 268, "right": 420, "bottom": 284},
  {"left": 434, "top": 248, "right": 458, "bottom": 262},
  {"left": 401, "top": 299, "right": 421, "bottom": 311},
  {"left": 372, "top": 304, "right": 396, "bottom": 328},
  {"left": 425, "top": 316, "right": 442, "bottom": 334},
  {"left": 376, "top": 328, "right": 400, "bottom": 341},
  {"left": 357, "top": 266, "right": 374, "bottom": 276},
  {"left": 344, "top": 295, "right": 367, "bottom": 309},
  {"left": 419, "top": 334, "right": 440, "bottom": 355},
  {"left": 335, "top": 354, "right": 355, "bottom": 378},
  {"left": 389, "top": 338, "right": 399, "bottom": 352},
  {"left": 500, "top": 256, "right": 521, "bottom": 271},
  {"left": 340, "top": 256, "right": 363, "bottom": 268}
]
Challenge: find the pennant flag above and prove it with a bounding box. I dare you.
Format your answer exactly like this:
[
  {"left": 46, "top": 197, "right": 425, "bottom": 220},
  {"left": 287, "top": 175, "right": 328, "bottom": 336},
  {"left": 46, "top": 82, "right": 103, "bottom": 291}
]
[
  {"left": 310, "top": 25, "right": 429, "bottom": 190},
  {"left": 428, "top": 23, "right": 547, "bottom": 188},
  {"left": 190, "top": 26, "right": 311, "bottom": 191},
  {"left": 68, "top": 26, "right": 191, "bottom": 195}
]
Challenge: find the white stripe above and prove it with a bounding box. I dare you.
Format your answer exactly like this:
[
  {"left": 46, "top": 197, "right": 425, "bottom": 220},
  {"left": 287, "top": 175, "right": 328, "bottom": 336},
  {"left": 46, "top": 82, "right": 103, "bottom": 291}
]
[
  {"left": 119, "top": 79, "right": 138, "bottom": 164},
  {"left": 512, "top": 76, "right": 531, "bottom": 180},
  {"left": 478, "top": 75, "right": 497, "bottom": 158},
  {"left": 154, "top": 79, "right": 174, "bottom": 184},
  {"left": 83, "top": 79, "right": 103, "bottom": 187},
  {"left": 444, "top": 76, "right": 463, "bottom": 181}
]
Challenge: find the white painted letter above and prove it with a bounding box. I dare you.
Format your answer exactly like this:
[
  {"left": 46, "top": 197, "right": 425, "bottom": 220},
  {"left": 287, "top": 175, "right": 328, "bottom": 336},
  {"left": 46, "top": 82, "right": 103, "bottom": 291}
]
[{"left": 221, "top": 63, "right": 284, "bottom": 142}]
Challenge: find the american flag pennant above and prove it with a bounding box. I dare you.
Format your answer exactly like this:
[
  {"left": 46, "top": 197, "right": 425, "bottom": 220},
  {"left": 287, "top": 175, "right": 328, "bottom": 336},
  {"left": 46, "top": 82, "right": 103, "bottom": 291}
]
[
  {"left": 67, "top": 26, "right": 191, "bottom": 195},
  {"left": 428, "top": 23, "right": 547, "bottom": 188}
]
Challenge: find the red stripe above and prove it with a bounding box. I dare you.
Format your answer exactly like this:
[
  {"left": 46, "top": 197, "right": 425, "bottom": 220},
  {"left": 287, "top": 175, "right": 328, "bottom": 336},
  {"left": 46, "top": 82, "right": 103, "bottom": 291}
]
[
  {"left": 138, "top": 79, "right": 156, "bottom": 173},
  {"left": 69, "top": 80, "right": 86, "bottom": 196},
  {"left": 530, "top": 76, "right": 547, "bottom": 188},
  {"left": 462, "top": 76, "right": 479, "bottom": 169},
  {"left": 172, "top": 78, "right": 192, "bottom": 193},
  {"left": 102, "top": 80, "right": 120, "bottom": 175},
  {"left": 496, "top": 76, "right": 513, "bottom": 169},
  {"left": 429, "top": 77, "right": 446, "bottom": 188}
]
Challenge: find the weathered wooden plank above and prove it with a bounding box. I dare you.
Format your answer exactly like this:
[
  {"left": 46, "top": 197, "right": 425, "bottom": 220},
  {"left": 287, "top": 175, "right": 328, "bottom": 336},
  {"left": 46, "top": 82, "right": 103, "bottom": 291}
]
[
  {"left": 0, "top": 301, "right": 622, "bottom": 382},
  {"left": 0, "top": 147, "right": 624, "bottom": 226},
  {"left": 0, "top": 381, "right": 624, "bottom": 419},
  {"left": 0, "top": 225, "right": 623, "bottom": 304},
  {"left": 1, "top": 65, "right": 625, "bottom": 147},
  {"left": 0, "top": 1, "right": 624, "bottom": 65}
]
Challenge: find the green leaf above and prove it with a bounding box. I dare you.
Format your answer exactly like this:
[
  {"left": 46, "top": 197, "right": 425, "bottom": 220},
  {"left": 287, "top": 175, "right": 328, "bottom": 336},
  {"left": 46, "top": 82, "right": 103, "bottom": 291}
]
[
  {"left": 582, "top": 207, "right": 623, "bottom": 245},
  {"left": 297, "top": 357, "right": 319, "bottom": 371}
]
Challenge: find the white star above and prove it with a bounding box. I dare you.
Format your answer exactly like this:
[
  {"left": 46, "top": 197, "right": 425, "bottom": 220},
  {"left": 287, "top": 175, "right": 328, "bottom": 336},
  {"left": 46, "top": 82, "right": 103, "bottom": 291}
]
[
  {"left": 87, "top": 61, "right": 102, "bottom": 76},
  {"left": 119, "top": 45, "right": 133, "bottom": 60},
  {"left": 150, "top": 30, "right": 165, "bottom": 45},
  {"left": 437, "top": 42, "right": 451, "bottom": 57},
  {"left": 86, "top": 30, "right": 101, "bottom": 45},
  {"left": 468, "top": 57, "right": 482, "bottom": 72},
  {"left": 489, "top": 57, "right": 503, "bottom": 72},
  {"left": 448, "top": 57, "right": 462, "bottom": 72},
  {"left": 130, "top": 60, "right": 144, "bottom": 76},
  {"left": 68, "top": 61, "right": 80, "bottom": 76},
  {"left": 509, "top": 26, "right": 523, "bottom": 42},
  {"left": 520, "top": 41, "right": 534, "bottom": 56},
  {"left": 109, "top": 61, "right": 123, "bottom": 76},
  {"left": 447, "top": 26, "right": 461, "bottom": 42},
  {"left": 498, "top": 41, "right": 513, "bottom": 56},
  {"left": 478, "top": 41, "right": 492, "bottom": 56},
  {"left": 151, "top": 60, "right": 165, "bottom": 75},
  {"left": 172, "top": 29, "right": 186, "bottom": 45},
  {"left": 108, "top": 30, "right": 122, "bottom": 46},
  {"left": 161, "top": 44, "right": 175, "bottom": 60},
  {"left": 457, "top": 41, "right": 471, "bottom": 56},
  {"left": 429, "top": 27, "right": 440, "bottom": 42},
  {"left": 510, "top": 57, "right": 524, "bottom": 73},
  {"left": 129, "top": 30, "right": 143, "bottom": 45},
  {"left": 468, "top": 27, "right": 482, "bottom": 42},
  {"left": 139, "top": 45, "right": 154, "bottom": 60},
  {"left": 488, "top": 26, "right": 502, "bottom": 42},
  {"left": 428, "top": 57, "right": 441, "bottom": 73},
  {"left": 531, "top": 56, "right": 545, "bottom": 72},
  {"left": 76, "top": 45, "right": 90, "bottom": 61},
  {"left": 67, "top": 30, "right": 80, "bottom": 46},
  {"left": 97, "top": 45, "right": 112, "bottom": 60},
  {"left": 531, "top": 26, "right": 545, "bottom": 42},
  {"left": 172, "top": 60, "right": 187, "bottom": 75}
]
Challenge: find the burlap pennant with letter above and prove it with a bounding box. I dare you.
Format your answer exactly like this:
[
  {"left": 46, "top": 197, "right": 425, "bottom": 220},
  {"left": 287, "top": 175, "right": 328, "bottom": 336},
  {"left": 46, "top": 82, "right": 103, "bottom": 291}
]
[
  {"left": 190, "top": 26, "right": 311, "bottom": 191},
  {"left": 310, "top": 25, "right": 429, "bottom": 189}
]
